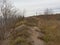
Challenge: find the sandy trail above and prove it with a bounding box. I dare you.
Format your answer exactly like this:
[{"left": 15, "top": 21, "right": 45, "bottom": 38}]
[{"left": 30, "top": 27, "right": 45, "bottom": 45}]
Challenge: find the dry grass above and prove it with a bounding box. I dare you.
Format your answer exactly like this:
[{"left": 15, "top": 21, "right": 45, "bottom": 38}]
[
  {"left": 24, "top": 14, "right": 60, "bottom": 45},
  {"left": 9, "top": 14, "right": 60, "bottom": 45}
]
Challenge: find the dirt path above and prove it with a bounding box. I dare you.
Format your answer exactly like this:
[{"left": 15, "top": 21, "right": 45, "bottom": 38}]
[
  {"left": 15, "top": 25, "right": 46, "bottom": 45},
  {"left": 30, "top": 27, "right": 45, "bottom": 45},
  {"left": 0, "top": 40, "right": 9, "bottom": 45}
]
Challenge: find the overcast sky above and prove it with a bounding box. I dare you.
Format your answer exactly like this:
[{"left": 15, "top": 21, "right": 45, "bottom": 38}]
[{"left": 13, "top": 0, "right": 60, "bottom": 16}]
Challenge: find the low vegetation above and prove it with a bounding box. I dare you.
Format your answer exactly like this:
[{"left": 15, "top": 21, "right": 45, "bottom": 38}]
[{"left": 24, "top": 14, "right": 60, "bottom": 45}]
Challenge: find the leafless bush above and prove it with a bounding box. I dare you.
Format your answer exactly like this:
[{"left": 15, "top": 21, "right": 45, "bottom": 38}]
[{"left": 0, "top": 0, "right": 22, "bottom": 40}]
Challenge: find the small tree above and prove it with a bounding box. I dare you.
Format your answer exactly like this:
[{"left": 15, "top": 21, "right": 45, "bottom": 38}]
[
  {"left": 44, "top": 8, "right": 53, "bottom": 15},
  {"left": 0, "top": 0, "right": 22, "bottom": 40}
]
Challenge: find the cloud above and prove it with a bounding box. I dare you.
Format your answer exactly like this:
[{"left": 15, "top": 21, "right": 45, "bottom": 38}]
[{"left": 13, "top": 0, "right": 60, "bottom": 16}]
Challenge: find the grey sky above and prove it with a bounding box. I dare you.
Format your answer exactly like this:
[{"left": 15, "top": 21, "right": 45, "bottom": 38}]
[{"left": 13, "top": 0, "right": 60, "bottom": 16}]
